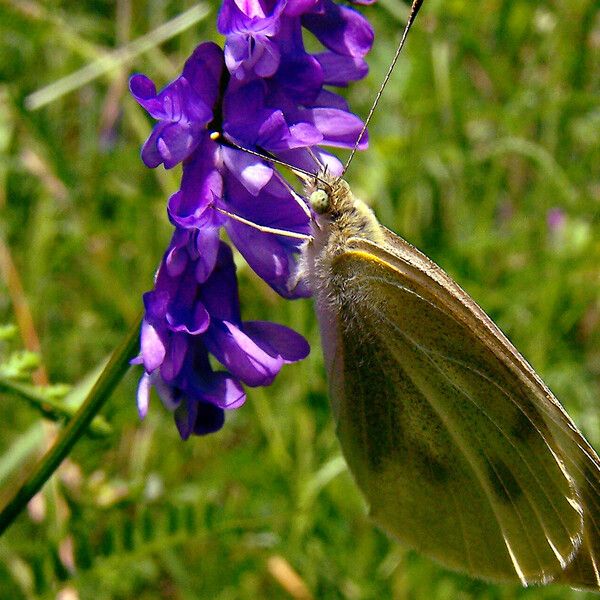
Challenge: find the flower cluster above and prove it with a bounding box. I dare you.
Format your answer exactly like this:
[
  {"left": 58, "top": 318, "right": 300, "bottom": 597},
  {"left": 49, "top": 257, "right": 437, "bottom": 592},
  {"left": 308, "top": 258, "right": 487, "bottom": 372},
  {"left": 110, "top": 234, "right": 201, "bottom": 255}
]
[{"left": 131, "top": 0, "right": 374, "bottom": 438}]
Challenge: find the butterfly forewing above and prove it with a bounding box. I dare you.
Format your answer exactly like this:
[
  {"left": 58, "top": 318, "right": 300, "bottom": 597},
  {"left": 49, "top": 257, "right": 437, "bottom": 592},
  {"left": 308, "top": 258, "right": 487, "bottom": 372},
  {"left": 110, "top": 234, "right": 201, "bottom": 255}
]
[
  {"left": 317, "top": 231, "right": 600, "bottom": 587},
  {"left": 378, "top": 228, "right": 600, "bottom": 589}
]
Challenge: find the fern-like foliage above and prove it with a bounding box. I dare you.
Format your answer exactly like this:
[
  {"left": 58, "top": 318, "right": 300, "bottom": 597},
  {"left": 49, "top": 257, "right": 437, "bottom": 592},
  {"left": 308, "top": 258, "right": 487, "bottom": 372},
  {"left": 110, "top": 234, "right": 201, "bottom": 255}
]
[
  {"left": 28, "top": 503, "right": 206, "bottom": 599},
  {"left": 0, "top": 324, "right": 111, "bottom": 436}
]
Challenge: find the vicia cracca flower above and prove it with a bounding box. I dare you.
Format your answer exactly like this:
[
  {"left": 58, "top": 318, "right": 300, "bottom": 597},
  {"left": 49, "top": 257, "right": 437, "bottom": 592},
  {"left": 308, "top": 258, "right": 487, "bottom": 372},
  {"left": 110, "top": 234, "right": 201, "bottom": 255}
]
[{"left": 131, "top": 0, "right": 374, "bottom": 437}]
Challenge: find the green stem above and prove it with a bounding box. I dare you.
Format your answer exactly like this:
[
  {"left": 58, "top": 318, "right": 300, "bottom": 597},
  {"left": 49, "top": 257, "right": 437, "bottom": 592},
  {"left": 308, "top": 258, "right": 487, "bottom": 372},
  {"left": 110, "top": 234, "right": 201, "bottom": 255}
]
[
  {"left": 0, "top": 376, "right": 112, "bottom": 436},
  {"left": 0, "top": 315, "right": 142, "bottom": 535}
]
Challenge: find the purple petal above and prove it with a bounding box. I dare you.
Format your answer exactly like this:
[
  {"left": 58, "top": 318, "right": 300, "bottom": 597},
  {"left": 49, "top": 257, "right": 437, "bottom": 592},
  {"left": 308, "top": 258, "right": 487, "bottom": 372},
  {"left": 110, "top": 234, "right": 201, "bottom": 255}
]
[
  {"left": 225, "top": 34, "right": 281, "bottom": 79},
  {"left": 130, "top": 42, "right": 224, "bottom": 169},
  {"left": 144, "top": 288, "right": 169, "bottom": 320},
  {"left": 136, "top": 373, "right": 152, "bottom": 419},
  {"left": 303, "top": 0, "right": 374, "bottom": 58},
  {"left": 133, "top": 75, "right": 210, "bottom": 168},
  {"left": 140, "top": 320, "right": 166, "bottom": 373},
  {"left": 219, "top": 0, "right": 285, "bottom": 32},
  {"left": 283, "top": 0, "right": 319, "bottom": 16},
  {"left": 162, "top": 265, "right": 210, "bottom": 335},
  {"left": 256, "top": 110, "right": 297, "bottom": 150},
  {"left": 165, "top": 234, "right": 190, "bottom": 277},
  {"left": 276, "top": 147, "right": 344, "bottom": 176},
  {"left": 129, "top": 75, "right": 161, "bottom": 117},
  {"left": 243, "top": 321, "right": 310, "bottom": 362},
  {"left": 199, "top": 243, "right": 243, "bottom": 324},
  {"left": 166, "top": 298, "right": 210, "bottom": 335},
  {"left": 182, "top": 42, "right": 225, "bottom": 110},
  {"left": 139, "top": 123, "right": 169, "bottom": 168},
  {"left": 253, "top": 38, "right": 281, "bottom": 77},
  {"left": 181, "top": 340, "right": 245, "bottom": 410},
  {"left": 288, "top": 122, "right": 323, "bottom": 146},
  {"left": 174, "top": 400, "right": 197, "bottom": 440},
  {"left": 224, "top": 82, "right": 290, "bottom": 149},
  {"left": 221, "top": 174, "right": 310, "bottom": 297},
  {"left": 205, "top": 320, "right": 284, "bottom": 386},
  {"left": 193, "top": 371, "right": 246, "bottom": 409},
  {"left": 272, "top": 53, "right": 323, "bottom": 103},
  {"left": 154, "top": 122, "right": 200, "bottom": 169},
  {"left": 224, "top": 81, "right": 325, "bottom": 150},
  {"left": 219, "top": 0, "right": 258, "bottom": 30},
  {"left": 223, "top": 35, "right": 249, "bottom": 75},
  {"left": 232, "top": 0, "right": 268, "bottom": 18},
  {"left": 153, "top": 373, "right": 181, "bottom": 411},
  {"left": 226, "top": 218, "right": 292, "bottom": 293},
  {"left": 222, "top": 146, "right": 273, "bottom": 195},
  {"left": 160, "top": 332, "right": 188, "bottom": 381},
  {"left": 314, "top": 148, "right": 344, "bottom": 175},
  {"left": 131, "top": 72, "right": 209, "bottom": 123},
  {"left": 168, "top": 137, "right": 222, "bottom": 228},
  {"left": 299, "top": 107, "right": 368, "bottom": 149},
  {"left": 192, "top": 402, "right": 226, "bottom": 435},
  {"left": 315, "top": 52, "right": 368, "bottom": 85},
  {"left": 194, "top": 225, "right": 222, "bottom": 283},
  {"left": 311, "top": 89, "right": 350, "bottom": 111},
  {"left": 224, "top": 79, "right": 265, "bottom": 118}
]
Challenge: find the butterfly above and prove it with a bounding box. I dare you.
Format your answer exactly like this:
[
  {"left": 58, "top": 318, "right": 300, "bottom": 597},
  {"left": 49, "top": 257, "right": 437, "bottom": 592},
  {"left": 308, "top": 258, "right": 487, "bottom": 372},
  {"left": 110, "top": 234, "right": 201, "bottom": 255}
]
[
  {"left": 292, "top": 0, "right": 600, "bottom": 591},
  {"left": 214, "top": 0, "right": 600, "bottom": 590},
  {"left": 301, "top": 170, "right": 600, "bottom": 590}
]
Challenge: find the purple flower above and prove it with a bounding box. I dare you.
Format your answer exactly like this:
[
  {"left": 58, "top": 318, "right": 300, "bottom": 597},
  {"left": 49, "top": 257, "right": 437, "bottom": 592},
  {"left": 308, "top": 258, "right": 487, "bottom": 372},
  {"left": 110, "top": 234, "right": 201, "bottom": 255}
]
[
  {"left": 315, "top": 52, "right": 369, "bottom": 86},
  {"left": 222, "top": 168, "right": 312, "bottom": 297},
  {"left": 132, "top": 46, "right": 313, "bottom": 295},
  {"left": 302, "top": 0, "right": 374, "bottom": 59},
  {"left": 223, "top": 81, "right": 321, "bottom": 150},
  {"left": 166, "top": 136, "right": 224, "bottom": 230},
  {"left": 129, "top": 42, "right": 224, "bottom": 169},
  {"left": 131, "top": 0, "right": 374, "bottom": 437},
  {"left": 217, "top": 0, "right": 288, "bottom": 80},
  {"left": 135, "top": 241, "right": 309, "bottom": 437},
  {"left": 547, "top": 208, "right": 566, "bottom": 233}
]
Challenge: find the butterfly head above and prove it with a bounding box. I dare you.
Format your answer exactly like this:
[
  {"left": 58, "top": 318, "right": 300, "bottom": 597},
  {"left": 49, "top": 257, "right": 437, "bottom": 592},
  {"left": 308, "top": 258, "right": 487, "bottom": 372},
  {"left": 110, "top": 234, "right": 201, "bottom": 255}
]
[{"left": 307, "top": 173, "right": 354, "bottom": 218}]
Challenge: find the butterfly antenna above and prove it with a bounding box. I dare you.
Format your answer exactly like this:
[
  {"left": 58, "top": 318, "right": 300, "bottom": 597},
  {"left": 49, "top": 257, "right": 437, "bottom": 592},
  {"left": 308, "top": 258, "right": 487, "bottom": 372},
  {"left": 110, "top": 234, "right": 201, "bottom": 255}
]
[
  {"left": 306, "top": 147, "right": 324, "bottom": 170},
  {"left": 343, "top": 0, "right": 424, "bottom": 175},
  {"left": 213, "top": 132, "right": 330, "bottom": 189}
]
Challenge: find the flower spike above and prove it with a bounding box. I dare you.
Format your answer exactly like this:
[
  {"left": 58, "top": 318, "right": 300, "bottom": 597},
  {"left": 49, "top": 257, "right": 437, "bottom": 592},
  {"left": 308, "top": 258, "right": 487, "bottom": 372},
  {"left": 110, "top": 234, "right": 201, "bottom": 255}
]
[{"left": 131, "top": 0, "right": 374, "bottom": 437}]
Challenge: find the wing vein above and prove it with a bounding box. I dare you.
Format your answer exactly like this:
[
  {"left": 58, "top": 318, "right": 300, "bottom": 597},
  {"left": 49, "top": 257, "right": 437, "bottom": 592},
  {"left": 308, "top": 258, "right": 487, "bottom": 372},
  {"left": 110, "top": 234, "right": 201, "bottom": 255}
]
[
  {"left": 364, "top": 272, "right": 583, "bottom": 541},
  {"left": 360, "top": 278, "right": 583, "bottom": 581}
]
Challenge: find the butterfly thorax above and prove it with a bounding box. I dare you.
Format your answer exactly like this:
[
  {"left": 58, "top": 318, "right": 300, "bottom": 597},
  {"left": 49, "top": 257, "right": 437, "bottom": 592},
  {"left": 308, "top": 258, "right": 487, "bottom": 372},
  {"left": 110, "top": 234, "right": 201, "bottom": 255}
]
[
  {"left": 306, "top": 173, "right": 383, "bottom": 252},
  {"left": 303, "top": 173, "right": 384, "bottom": 305}
]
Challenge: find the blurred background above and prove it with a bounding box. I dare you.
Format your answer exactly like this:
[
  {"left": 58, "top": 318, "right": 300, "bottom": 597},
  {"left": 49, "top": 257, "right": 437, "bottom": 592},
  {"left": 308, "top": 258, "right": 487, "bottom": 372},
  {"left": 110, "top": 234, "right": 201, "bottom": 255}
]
[{"left": 0, "top": 0, "right": 599, "bottom": 598}]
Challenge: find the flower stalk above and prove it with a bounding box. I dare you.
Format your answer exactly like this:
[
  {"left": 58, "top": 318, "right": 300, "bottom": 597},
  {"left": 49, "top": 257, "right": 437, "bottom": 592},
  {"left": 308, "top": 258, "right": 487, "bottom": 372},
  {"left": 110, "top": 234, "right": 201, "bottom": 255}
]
[
  {"left": 0, "top": 0, "right": 376, "bottom": 535},
  {"left": 131, "top": 0, "right": 374, "bottom": 437},
  {"left": 0, "top": 315, "right": 141, "bottom": 535}
]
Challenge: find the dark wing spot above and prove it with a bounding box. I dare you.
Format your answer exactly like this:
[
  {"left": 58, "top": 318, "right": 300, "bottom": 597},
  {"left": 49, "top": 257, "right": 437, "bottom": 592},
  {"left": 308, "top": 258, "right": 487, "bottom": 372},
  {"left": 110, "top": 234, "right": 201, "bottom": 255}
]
[
  {"left": 511, "top": 406, "right": 537, "bottom": 442},
  {"left": 343, "top": 328, "right": 405, "bottom": 472},
  {"left": 510, "top": 393, "right": 549, "bottom": 443},
  {"left": 487, "top": 457, "right": 522, "bottom": 503},
  {"left": 415, "top": 444, "right": 449, "bottom": 484}
]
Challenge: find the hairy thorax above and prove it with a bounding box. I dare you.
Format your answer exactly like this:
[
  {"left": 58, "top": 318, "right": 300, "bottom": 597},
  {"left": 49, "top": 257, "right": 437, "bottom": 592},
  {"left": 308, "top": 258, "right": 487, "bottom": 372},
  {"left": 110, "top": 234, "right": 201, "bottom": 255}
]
[{"left": 302, "top": 174, "right": 384, "bottom": 308}]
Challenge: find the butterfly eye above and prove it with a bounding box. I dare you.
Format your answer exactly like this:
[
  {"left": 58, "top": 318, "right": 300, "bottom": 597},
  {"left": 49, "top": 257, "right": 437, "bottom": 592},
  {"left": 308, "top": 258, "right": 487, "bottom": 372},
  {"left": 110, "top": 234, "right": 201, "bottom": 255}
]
[{"left": 310, "top": 189, "right": 330, "bottom": 214}]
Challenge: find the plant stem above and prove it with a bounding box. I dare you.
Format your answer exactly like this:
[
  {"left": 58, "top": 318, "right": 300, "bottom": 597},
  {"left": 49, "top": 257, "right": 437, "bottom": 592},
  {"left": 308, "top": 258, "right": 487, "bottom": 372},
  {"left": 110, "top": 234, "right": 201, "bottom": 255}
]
[
  {"left": 0, "top": 376, "right": 112, "bottom": 436},
  {"left": 0, "top": 315, "right": 142, "bottom": 535}
]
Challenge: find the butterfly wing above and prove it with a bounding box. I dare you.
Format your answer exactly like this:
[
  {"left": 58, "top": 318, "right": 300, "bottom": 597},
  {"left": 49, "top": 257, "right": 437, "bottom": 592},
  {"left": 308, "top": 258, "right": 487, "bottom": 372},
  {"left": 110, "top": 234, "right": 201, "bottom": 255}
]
[{"left": 316, "top": 231, "right": 600, "bottom": 588}]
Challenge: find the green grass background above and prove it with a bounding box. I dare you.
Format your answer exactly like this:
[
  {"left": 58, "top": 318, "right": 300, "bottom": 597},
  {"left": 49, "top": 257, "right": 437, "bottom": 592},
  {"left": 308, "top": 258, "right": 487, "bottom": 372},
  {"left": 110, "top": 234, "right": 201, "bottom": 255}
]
[{"left": 0, "top": 0, "right": 599, "bottom": 598}]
